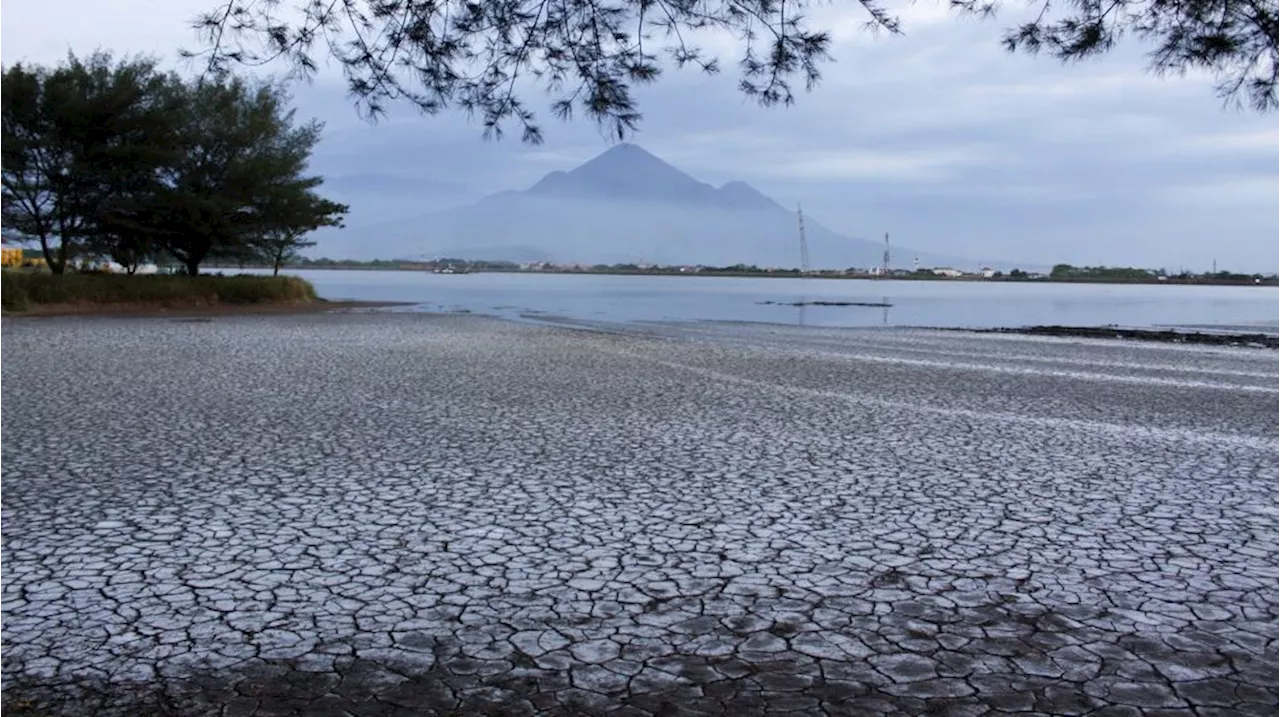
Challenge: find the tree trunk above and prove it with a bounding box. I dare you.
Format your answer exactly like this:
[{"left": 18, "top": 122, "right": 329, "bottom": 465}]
[
  {"left": 52, "top": 212, "right": 75, "bottom": 275},
  {"left": 178, "top": 244, "right": 210, "bottom": 277},
  {"left": 38, "top": 233, "right": 63, "bottom": 275}
]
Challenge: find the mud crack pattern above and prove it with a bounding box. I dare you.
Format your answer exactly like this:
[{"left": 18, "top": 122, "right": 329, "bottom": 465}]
[{"left": 2, "top": 314, "right": 1276, "bottom": 716}]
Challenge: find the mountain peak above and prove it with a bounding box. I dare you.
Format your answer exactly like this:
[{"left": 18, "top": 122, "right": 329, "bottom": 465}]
[
  {"left": 570, "top": 143, "right": 696, "bottom": 182},
  {"left": 527, "top": 143, "right": 717, "bottom": 203},
  {"left": 520, "top": 144, "right": 781, "bottom": 212},
  {"left": 349, "top": 143, "right": 977, "bottom": 269},
  {"left": 597, "top": 142, "right": 650, "bottom": 157}
]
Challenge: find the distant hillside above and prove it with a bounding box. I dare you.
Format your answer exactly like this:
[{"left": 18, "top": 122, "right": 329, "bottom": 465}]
[{"left": 314, "top": 144, "right": 992, "bottom": 269}]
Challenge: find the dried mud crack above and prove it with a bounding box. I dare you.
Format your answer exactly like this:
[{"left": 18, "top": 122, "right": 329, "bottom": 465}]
[{"left": 3, "top": 314, "right": 1276, "bottom": 716}]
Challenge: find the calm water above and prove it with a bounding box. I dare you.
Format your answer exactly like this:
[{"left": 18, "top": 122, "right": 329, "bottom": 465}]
[{"left": 258, "top": 269, "right": 1278, "bottom": 330}]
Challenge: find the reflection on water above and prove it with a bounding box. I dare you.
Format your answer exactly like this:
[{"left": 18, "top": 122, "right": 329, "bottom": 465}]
[
  {"left": 794, "top": 296, "right": 892, "bottom": 327},
  {"left": 246, "top": 270, "right": 1278, "bottom": 330}
]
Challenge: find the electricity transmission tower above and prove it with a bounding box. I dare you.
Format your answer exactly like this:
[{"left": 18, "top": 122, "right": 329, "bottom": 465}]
[
  {"left": 797, "top": 204, "right": 810, "bottom": 275},
  {"left": 882, "top": 233, "right": 890, "bottom": 277}
]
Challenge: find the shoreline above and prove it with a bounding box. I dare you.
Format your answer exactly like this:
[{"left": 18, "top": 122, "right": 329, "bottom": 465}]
[
  {"left": 1, "top": 299, "right": 413, "bottom": 319},
  {"left": 960, "top": 324, "right": 1279, "bottom": 349},
  {"left": 206, "top": 265, "right": 1280, "bottom": 287},
  {"left": 6, "top": 302, "right": 1276, "bottom": 349}
]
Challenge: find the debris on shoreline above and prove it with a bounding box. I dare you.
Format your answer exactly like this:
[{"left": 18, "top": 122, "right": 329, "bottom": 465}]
[
  {"left": 966, "top": 325, "right": 1278, "bottom": 349},
  {"left": 758, "top": 300, "right": 893, "bottom": 308}
]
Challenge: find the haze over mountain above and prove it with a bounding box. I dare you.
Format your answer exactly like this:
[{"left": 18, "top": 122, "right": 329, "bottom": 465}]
[
  {"left": 317, "top": 144, "right": 997, "bottom": 269},
  {"left": 319, "top": 174, "right": 478, "bottom": 229}
]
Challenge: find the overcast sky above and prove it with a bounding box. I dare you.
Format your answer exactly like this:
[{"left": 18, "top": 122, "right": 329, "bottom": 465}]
[{"left": 3, "top": 0, "right": 1277, "bottom": 271}]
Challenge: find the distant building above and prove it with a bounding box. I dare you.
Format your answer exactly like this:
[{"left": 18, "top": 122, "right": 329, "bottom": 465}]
[
  {"left": 1, "top": 238, "right": 22, "bottom": 268},
  {"left": 932, "top": 268, "right": 964, "bottom": 278},
  {"left": 980, "top": 267, "right": 997, "bottom": 278},
  {"left": 100, "top": 261, "right": 159, "bottom": 274}
]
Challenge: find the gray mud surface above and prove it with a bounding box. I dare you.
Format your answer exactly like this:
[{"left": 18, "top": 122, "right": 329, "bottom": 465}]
[{"left": 2, "top": 314, "right": 1276, "bottom": 716}]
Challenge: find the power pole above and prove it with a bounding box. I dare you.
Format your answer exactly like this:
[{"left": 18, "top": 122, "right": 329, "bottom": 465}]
[
  {"left": 882, "top": 233, "right": 890, "bottom": 277},
  {"left": 797, "top": 204, "right": 810, "bottom": 275}
]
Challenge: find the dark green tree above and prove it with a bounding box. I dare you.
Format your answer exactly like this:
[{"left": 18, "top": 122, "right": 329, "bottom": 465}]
[
  {"left": 1, "top": 64, "right": 59, "bottom": 269},
  {"left": 3, "top": 56, "right": 346, "bottom": 277},
  {"left": 2, "top": 54, "right": 172, "bottom": 273},
  {"left": 187, "top": 0, "right": 1276, "bottom": 143},
  {"left": 140, "top": 78, "right": 344, "bottom": 275},
  {"left": 77, "top": 62, "right": 185, "bottom": 275},
  {"left": 251, "top": 180, "right": 348, "bottom": 275}
]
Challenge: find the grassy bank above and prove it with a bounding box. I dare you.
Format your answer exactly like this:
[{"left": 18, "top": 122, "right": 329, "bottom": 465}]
[{"left": 1, "top": 272, "right": 317, "bottom": 313}]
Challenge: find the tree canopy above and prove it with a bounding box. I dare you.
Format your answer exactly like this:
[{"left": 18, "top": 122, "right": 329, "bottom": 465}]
[
  {"left": 1, "top": 53, "right": 347, "bottom": 275},
  {"left": 187, "top": 0, "right": 1278, "bottom": 143}
]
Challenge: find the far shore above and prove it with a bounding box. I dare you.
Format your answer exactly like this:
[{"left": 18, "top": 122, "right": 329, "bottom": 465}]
[{"left": 206, "top": 264, "right": 1280, "bottom": 287}]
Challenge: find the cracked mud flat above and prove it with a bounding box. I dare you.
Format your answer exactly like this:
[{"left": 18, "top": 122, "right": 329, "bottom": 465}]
[{"left": 2, "top": 313, "right": 1277, "bottom": 716}]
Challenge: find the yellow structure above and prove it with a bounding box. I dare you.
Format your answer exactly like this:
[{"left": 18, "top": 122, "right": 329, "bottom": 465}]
[{"left": 1, "top": 247, "right": 23, "bottom": 268}]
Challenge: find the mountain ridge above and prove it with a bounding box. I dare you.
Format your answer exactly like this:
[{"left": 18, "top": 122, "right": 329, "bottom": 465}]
[
  {"left": 523, "top": 143, "right": 781, "bottom": 212},
  {"left": 315, "top": 144, "right": 992, "bottom": 269}
]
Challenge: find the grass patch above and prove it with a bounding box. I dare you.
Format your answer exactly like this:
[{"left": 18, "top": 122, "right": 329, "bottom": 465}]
[{"left": 2, "top": 272, "right": 317, "bottom": 312}]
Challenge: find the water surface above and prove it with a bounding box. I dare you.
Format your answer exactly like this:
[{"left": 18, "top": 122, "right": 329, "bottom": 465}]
[{"left": 257, "top": 269, "right": 1278, "bottom": 330}]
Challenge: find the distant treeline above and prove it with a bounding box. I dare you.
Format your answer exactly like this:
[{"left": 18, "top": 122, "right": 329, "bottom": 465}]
[
  {"left": 1048, "top": 264, "right": 1275, "bottom": 284},
  {"left": 218, "top": 256, "right": 523, "bottom": 271},
  {"left": 215, "top": 256, "right": 1279, "bottom": 286}
]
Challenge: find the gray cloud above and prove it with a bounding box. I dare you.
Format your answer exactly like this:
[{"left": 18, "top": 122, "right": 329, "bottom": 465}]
[{"left": 3, "top": 0, "right": 1276, "bottom": 270}]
